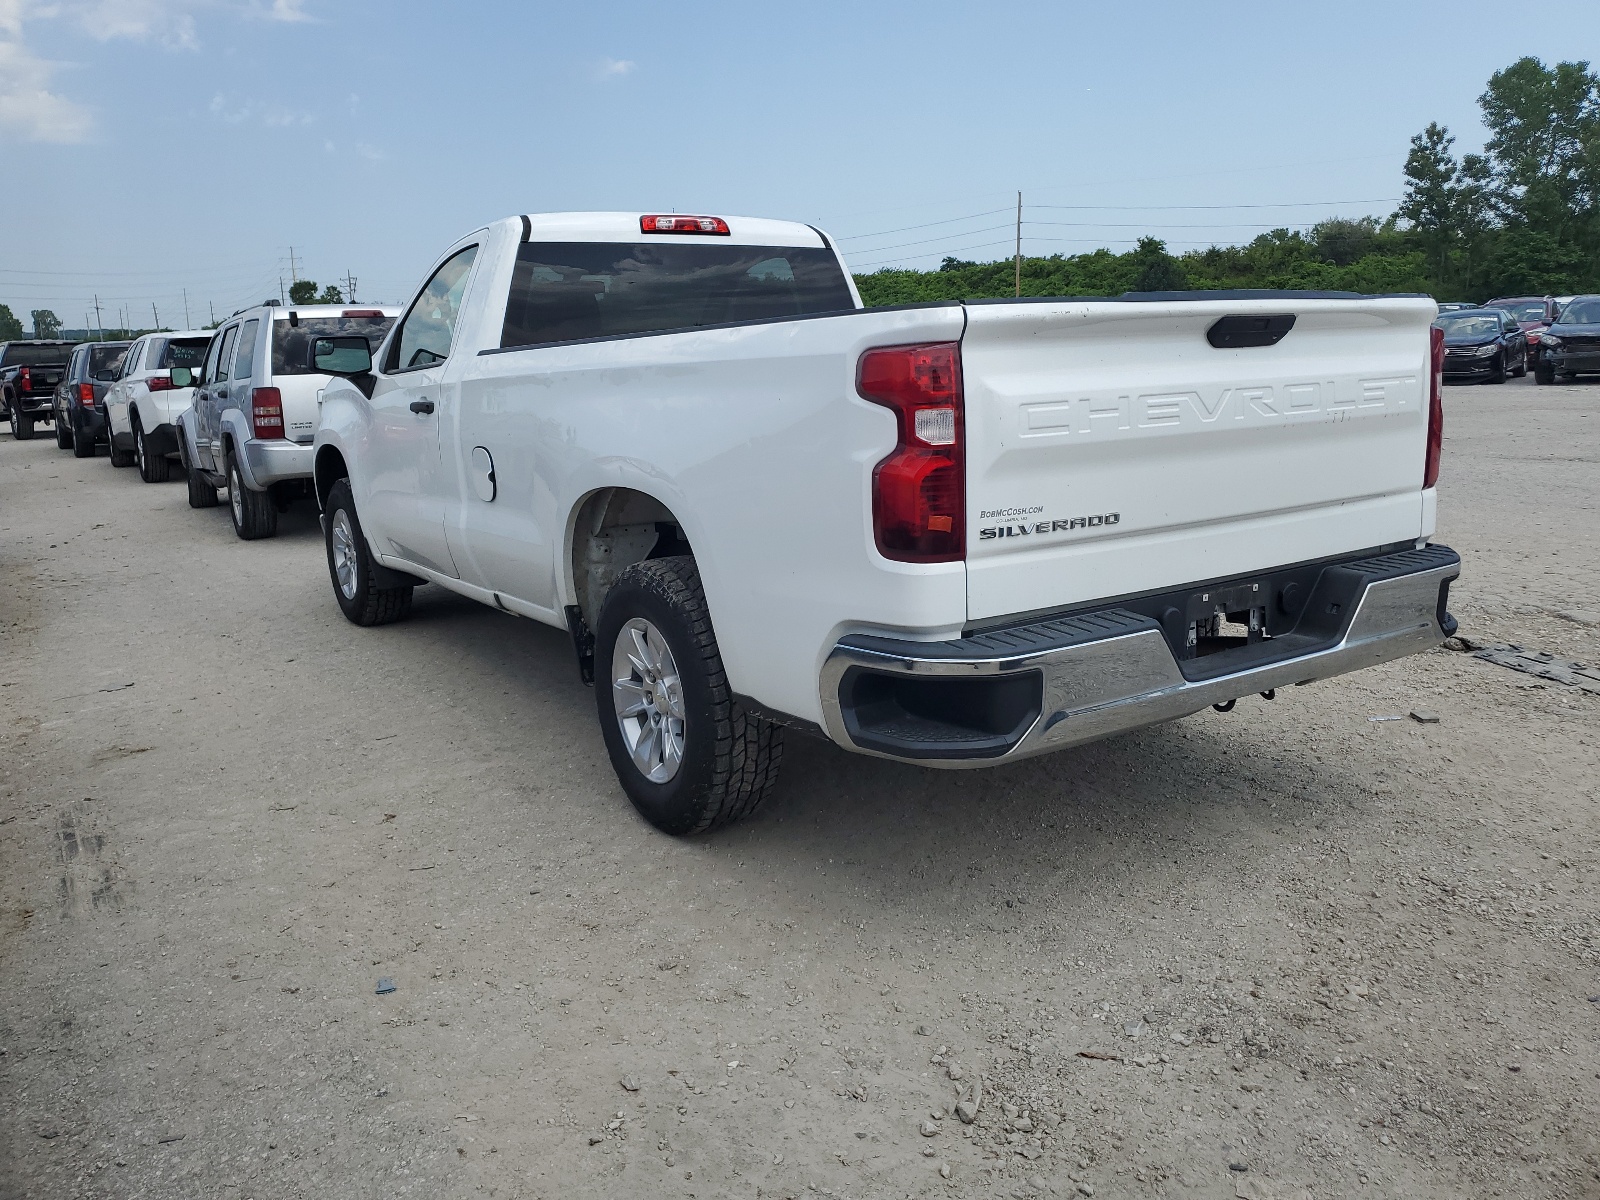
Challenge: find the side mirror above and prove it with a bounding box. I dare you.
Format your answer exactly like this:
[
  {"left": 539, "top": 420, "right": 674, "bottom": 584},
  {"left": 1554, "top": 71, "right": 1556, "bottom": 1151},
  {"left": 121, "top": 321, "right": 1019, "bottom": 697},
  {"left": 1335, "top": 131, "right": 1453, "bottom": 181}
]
[
  {"left": 312, "top": 336, "right": 373, "bottom": 375},
  {"left": 171, "top": 367, "right": 195, "bottom": 388}
]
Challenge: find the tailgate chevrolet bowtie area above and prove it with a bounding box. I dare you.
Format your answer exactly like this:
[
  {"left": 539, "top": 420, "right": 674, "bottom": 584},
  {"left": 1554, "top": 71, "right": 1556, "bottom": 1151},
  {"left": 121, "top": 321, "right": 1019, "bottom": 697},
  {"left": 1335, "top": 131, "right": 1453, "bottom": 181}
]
[{"left": 822, "top": 544, "right": 1460, "bottom": 766}]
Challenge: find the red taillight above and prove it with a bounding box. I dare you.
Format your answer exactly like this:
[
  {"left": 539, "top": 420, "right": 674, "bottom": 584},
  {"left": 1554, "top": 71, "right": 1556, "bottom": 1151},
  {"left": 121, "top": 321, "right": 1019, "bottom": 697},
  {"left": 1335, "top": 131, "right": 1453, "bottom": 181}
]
[
  {"left": 342, "top": 309, "right": 384, "bottom": 318},
  {"left": 77, "top": 382, "right": 94, "bottom": 405},
  {"left": 146, "top": 373, "right": 175, "bottom": 391},
  {"left": 252, "top": 386, "right": 284, "bottom": 439},
  {"left": 640, "top": 214, "right": 730, "bottom": 235},
  {"left": 1425, "top": 325, "right": 1444, "bottom": 489},
  {"left": 857, "top": 342, "right": 965, "bottom": 562},
  {"left": 18, "top": 367, "right": 30, "bottom": 391}
]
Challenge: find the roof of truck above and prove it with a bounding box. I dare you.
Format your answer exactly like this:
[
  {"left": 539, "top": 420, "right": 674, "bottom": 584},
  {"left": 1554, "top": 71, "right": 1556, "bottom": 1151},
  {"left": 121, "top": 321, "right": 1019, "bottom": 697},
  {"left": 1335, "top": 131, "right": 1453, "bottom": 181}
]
[{"left": 517, "top": 212, "right": 830, "bottom": 249}]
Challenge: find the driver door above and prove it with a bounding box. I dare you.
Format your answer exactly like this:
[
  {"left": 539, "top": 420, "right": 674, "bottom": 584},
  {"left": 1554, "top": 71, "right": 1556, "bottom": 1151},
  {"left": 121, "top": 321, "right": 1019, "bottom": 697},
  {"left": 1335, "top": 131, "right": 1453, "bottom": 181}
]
[{"left": 362, "top": 243, "right": 480, "bottom": 579}]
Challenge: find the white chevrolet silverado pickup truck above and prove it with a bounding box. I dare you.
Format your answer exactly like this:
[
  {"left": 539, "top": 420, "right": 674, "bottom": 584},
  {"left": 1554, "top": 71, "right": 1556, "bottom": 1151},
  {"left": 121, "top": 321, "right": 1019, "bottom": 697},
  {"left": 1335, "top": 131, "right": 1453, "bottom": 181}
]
[{"left": 312, "top": 211, "right": 1459, "bottom": 835}]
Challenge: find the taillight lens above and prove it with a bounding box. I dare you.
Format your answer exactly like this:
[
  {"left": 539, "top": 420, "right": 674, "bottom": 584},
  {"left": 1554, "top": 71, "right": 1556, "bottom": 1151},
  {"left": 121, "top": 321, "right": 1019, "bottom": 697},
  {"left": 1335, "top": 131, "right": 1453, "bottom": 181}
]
[
  {"left": 18, "top": 367, "right": 30, "bottom": 391},
  {"left": 251, "top": 387, "right": 284, "bottom": 439},
  {"left": 146, "top": 374, "right": 175, "bottom": 391},
  {"left": 1424, "top": 325, "right": 1444, "bottom": 489},
  {"left": 857, "top": 342, "right": 965, "bottom": 562},
  {"left": 77, "top": 382, "right": 94, "bottom": 405}
]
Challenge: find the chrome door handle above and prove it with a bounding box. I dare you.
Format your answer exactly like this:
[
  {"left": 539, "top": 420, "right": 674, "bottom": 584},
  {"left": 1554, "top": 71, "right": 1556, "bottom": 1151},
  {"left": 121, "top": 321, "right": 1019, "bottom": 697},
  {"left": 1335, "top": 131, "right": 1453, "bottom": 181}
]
[{"left": 409, "top": 399, "right": 435, "bottom": 415}]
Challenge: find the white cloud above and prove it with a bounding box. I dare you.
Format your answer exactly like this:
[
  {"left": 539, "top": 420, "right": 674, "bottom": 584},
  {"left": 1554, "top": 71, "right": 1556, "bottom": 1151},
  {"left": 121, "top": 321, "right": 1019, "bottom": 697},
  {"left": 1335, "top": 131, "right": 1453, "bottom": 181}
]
[
  {"left": 76, "top": 0, "right": 200, "bottom": 49},
  {"left": 596, "top": 57, "right": 634, "bottom": 81},
  {"left": 0, "top": 33, "right": 93, "bottom": 141},
  {"left": 356, "top": 142, "right": 383, "bottom": 161},
  {"left": 265, "top": 0, "right": 310, "bottom": 21}
]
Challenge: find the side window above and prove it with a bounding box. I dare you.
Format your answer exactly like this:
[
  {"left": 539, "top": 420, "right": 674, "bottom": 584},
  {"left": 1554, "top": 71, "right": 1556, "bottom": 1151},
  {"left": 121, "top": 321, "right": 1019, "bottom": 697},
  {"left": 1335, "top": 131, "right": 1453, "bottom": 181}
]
[
  {"left": 214, "top": 326, "right": 240, "bottom": 383},
  {"left": 200, "top": 332, "right": 225, "bottom": 386},
  {"left": 121, "top": 341, "right": 143, "bottom": 378},
  {"left": 389, "top": 245, "right": 479, "bottom": 372},
  {"left": 233, "top": 320, "right": 260, "bottom": 381},
  {"left": 69, "top": 347, "right": 87, "bottom": 381}
]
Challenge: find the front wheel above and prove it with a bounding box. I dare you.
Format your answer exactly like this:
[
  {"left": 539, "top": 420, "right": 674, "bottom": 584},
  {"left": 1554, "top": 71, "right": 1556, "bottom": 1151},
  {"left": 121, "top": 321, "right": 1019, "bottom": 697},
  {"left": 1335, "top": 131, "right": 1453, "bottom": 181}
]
[
  {"left": 226, "top": 454, "right": 277, "bottom": 539},
  {"left": 186, "top": 464, "right": 218, "bottom": 508},
  {"left": 323, "top": 478, "right": 412, "bottom": 625},
  {"left": 593, "top": 556, "right": 783, "bottom": 835},
  {"left": 135, "top": 421, "right": 171, "bottom": 483},
  {"left": 1489, "top": 353, "right": 1507, "bottom": 384},
  {"left": 108, "top": 429, "right": 134, "bottom": 467},
  {"left": 71, "top": 415, "right": 95, "bottom": 458}
]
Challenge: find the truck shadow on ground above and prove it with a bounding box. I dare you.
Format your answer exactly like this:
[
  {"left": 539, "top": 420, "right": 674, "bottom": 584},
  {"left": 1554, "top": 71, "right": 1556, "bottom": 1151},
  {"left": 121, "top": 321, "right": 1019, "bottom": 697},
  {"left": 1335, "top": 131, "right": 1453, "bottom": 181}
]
[{"left": 395, "top": 581, "right": 1370, "bottom": 914}]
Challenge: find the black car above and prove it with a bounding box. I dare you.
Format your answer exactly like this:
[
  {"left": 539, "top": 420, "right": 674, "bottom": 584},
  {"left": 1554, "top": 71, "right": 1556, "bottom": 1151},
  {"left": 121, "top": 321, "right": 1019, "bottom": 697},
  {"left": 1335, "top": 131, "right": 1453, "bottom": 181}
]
[
  {"left": 1433, "top": 308, "right": 1527, "bottom": 383},
  {"left": 1534, "top": 294, "right": 1600, "bottom": 384},
  {"left": 51, "top": 341, "right": 130, "bottom": 456},
  {"left": 0, "top": 340, "right": 79, "bottom": 438}
]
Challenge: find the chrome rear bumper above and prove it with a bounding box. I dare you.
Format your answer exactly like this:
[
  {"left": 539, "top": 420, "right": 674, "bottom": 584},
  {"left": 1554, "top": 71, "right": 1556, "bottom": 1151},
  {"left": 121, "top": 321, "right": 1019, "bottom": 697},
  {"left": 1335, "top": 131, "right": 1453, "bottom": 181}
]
[{"left": 819, "top": 545, "right": 1460, "bottom": 768}]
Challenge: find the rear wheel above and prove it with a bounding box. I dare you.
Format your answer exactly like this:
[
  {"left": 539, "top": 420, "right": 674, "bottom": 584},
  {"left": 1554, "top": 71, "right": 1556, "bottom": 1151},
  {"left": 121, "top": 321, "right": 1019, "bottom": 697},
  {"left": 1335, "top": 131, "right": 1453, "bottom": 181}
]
[
  {"left": 55, "top": 413, "right": 72, "bottom": 449},
  {"left": 11, "top": 409, "right": 34, "bottom": 440},
  {"left": 186, "top": 464, "right": 219, "bottom": 508},
  {"left": 323, "top": 478, "right": 412, "bottom": 625},
  {"left": 135, "top": 420, "right": 171, "bottom": 483},
  {"left": 593, "top": 556, "right": 783, "bottom": 835},
  {"left": 227, "top": 454, "right": 277, "bottom": 539}
]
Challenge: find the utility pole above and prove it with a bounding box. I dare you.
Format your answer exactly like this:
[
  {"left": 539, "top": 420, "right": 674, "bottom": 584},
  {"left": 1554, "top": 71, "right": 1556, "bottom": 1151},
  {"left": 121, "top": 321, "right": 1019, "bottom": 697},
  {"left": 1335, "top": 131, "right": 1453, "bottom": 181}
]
[
  {"left": 152, "top": 302, "right": 160, "bottom": 330},
  {"left": 344, "top": 269, "right": 357, "bottom": 303},
  {"left": 183, "top": 288, "right": 190, "bottom": 328},
  {"left": 93, "top": 294, "right": 103, "bottom": 340},
  {"left": 279, "top": 275, "right": 286, "bottom": 305},
  {"left": 288, "top": 246, "right": 299, "bottom": 283},
  {"left": 209, "top": 300, "right": 216, "bottom": 326},
  {"left": 1014, "top": 191, "right": 1022, "bottom": 298}
]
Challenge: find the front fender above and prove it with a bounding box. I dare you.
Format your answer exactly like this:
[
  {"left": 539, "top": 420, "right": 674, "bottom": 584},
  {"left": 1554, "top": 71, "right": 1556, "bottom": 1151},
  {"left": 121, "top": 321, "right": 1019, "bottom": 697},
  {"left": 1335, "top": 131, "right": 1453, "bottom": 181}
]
[{"left": 313, "top": 376, "right": 373, "bottom": 509}]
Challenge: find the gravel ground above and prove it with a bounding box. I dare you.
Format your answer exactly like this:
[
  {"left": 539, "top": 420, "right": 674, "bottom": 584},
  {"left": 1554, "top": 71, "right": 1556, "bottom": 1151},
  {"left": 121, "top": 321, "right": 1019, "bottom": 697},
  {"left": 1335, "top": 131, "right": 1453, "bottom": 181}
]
[{"left": 2, "top": 375, "right": 1597, "bottom": 1200}]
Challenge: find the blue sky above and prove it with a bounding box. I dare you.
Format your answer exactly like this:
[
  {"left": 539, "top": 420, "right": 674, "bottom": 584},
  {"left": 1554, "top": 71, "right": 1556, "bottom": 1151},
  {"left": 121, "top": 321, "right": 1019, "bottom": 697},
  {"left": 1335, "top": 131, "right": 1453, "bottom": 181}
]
[{"left": 1, "top": 0, "right": 1595, "bottom": 329}]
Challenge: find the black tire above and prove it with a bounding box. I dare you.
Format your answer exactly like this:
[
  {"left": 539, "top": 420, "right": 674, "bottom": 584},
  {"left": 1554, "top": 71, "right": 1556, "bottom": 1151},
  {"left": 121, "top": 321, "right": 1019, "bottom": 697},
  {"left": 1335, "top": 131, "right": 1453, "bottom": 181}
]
[
  {"left": 593, "top": 556, "right": 783, "bottom": 835},
  {"left": 1535, "top": 361, "right": 1554, "bottom": 385},
  {"left": 1512, "top": 349, "right": 1527, "bottom": 377},
  {"left": 108, "top": 429, "right": 134, "bottom": 467},
  {"left": 13, "top": 411, "right": 34, "bottom": 440},
  {"left": 135, "top": 420, "right": 171, "bottom": 483},
  {"left": 72, "top": 415, "right": 95, "bottom": 458},
  {"left": 186, "top": 464, "right": 219, "bottom": 508},
  {"left": 323, "top": 478, "right": 412, "bottom": 626},
  {"left": 1489, "top": 353, "right": 1507, "bottom": 384},
  {"left": 55, "top": 408, "right": 72, "bottom": 449},
  {"left": 226, "top": 453, "right": 277, "bottom": 539}
]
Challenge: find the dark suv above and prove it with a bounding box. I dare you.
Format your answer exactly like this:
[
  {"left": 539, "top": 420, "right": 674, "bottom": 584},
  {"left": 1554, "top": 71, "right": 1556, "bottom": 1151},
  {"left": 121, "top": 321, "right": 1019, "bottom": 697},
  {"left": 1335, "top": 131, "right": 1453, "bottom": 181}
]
[
  {"left": 51, "top": 341, "right": 131, "bottom": 455},
  {"left": 1535, "top": 295, "right": 1600, "bottom": 384},
  {"left": 1, "top": 340, "right": 79, "bottom": 439}
]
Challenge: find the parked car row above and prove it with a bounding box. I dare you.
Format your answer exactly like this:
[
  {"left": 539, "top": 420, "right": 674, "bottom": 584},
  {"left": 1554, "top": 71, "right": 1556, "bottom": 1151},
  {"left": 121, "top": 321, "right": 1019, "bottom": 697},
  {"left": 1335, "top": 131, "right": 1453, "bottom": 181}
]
[
  {"left": 1429, "top": 293, "right": 1600, "bottom": 386},
  {"left": 9, "top": 217, "right": 1477, "bottom": 834}
]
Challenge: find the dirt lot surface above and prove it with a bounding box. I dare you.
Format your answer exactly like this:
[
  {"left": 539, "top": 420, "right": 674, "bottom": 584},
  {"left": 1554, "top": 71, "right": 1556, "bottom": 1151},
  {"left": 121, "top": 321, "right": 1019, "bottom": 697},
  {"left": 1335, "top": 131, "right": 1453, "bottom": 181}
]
[{"left": 2, "top": 375, "right": 1598, "bottom": 1200}]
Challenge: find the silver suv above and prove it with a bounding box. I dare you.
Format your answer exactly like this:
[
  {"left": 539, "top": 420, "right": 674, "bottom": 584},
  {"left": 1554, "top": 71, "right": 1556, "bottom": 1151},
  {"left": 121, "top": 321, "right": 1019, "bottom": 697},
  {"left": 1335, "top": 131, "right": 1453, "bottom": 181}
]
[{"left": 178, "top": 303, "right": 397, "bottom": 538}]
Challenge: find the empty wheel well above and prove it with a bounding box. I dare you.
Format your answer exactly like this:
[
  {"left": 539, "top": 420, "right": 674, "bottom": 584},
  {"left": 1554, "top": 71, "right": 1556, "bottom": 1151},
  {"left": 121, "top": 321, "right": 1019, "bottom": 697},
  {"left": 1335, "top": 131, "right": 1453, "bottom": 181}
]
[
  {"left": 569, "top": 488, "right": 693, "bottom": 629},
  {"left": 314, "top": 446, "right": 348, "bottom": 508}
]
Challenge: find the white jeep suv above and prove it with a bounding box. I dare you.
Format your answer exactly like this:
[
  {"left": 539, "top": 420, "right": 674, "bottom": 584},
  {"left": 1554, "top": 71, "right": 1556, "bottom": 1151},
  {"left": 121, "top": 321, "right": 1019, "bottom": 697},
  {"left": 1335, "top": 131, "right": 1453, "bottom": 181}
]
[{"left": 102, "top": 330, "right": 214, "bottom": 482}]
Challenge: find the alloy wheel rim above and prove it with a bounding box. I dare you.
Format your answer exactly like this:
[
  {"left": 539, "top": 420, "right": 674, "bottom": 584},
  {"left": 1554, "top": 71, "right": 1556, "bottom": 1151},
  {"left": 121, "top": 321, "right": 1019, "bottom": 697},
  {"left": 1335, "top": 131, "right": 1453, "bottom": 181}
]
[
  {"left": 611, "top": 617, "right": 686, "bottom": 784},
  {"left": 229, "top": 464, "right": 243, "bottom": 524},
  {"left": 135, "top": 428, "right": 145, "bottom": 471},
  {"left": 331, "top": 509, "right": 358, "bottom": 600}
]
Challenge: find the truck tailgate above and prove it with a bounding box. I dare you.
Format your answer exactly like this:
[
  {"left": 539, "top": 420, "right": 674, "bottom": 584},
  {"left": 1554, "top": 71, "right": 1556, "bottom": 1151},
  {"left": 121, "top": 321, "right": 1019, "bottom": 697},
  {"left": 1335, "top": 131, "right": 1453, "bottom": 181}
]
[{"left": 961, "top": 296, "right": 1437, "bottom": 622}]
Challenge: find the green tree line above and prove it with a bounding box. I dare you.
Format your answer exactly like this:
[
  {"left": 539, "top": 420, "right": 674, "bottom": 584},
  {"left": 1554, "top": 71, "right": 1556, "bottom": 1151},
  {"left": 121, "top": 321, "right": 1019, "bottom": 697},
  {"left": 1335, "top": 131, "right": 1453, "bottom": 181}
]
[{"left": 855, "top": 57, "right": 1600, "bottom": 307}]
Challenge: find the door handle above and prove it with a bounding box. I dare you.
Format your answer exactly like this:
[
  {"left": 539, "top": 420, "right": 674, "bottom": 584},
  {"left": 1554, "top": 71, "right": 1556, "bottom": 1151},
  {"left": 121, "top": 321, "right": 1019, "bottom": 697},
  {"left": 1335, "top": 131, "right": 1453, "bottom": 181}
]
[{"left": 409, "top": 399, "right": 435, "bottom": 415}]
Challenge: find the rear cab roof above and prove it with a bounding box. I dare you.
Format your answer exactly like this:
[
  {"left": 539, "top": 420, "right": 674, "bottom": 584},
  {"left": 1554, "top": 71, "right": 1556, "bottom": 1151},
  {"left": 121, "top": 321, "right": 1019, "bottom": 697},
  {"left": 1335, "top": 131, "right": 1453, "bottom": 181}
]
[{"left": 518, "top": 211, "right": 831, "bottom": 249}]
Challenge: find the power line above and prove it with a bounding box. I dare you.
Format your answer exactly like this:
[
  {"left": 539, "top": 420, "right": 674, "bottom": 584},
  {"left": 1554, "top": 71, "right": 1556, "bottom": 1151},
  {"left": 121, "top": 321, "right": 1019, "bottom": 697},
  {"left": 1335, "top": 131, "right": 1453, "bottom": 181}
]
[{"left": 834, "top": 208, "right": 1011, "bottom": 241}]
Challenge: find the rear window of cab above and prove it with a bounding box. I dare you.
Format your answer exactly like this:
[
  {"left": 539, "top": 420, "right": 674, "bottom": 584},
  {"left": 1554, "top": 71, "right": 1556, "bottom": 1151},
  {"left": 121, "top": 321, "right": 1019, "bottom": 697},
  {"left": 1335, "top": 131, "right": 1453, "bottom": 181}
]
[{"left": 499, "top": 242, "right": 855, "bottom": 351}]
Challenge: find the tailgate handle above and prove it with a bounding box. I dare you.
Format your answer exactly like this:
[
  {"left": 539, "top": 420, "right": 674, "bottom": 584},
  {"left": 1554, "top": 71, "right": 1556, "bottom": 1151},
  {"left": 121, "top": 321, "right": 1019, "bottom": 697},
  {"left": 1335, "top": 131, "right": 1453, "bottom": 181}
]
[{"left": 1207, "top": 313, "right": 1296, "bottom": 348}]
